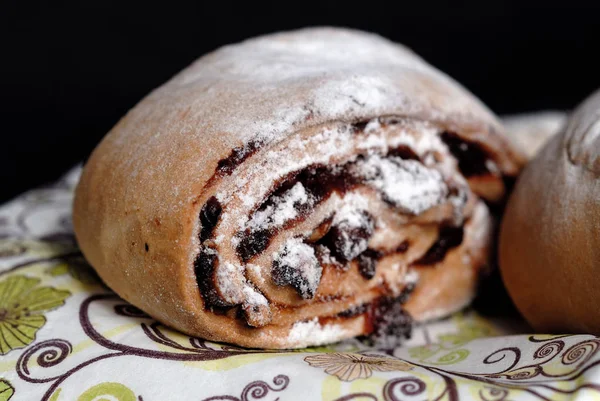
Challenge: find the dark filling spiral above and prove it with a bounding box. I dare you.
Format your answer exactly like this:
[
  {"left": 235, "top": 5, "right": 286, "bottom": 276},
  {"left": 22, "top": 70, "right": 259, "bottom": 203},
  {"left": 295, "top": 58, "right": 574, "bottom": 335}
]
[
  {"left": 414, "top": 226, "right": 465, "bottom": 266},
  {"left": 199, "top": 196, "right": 222, "bottom": 242},
  {"left": 193, "top": 125, "right": 500, "bottom": 337},
  {"left": 235, "top": 145, "right": 422, "bottom": 264},
  {"left": 194, "top": 247, "right": 228, "bottom": 308},
  {"left": 359, "top": 284, "right": 416, "bottom": 347},
  {"left": 216, "top": 141, "right": 260, "bottom": 177},
  {"left": 441, "top": 131, "right": 492, "bottom": 177}
]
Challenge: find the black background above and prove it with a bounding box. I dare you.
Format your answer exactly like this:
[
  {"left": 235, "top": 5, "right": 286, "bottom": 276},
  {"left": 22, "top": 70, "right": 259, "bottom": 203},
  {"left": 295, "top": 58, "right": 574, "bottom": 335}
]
[{"left": 2, "top": 1, "right": 600, "bottom": 203}]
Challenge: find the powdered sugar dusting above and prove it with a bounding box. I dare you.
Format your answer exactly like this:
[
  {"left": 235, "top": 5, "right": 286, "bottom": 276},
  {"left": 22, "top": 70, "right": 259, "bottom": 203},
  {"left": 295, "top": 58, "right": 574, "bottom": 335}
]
[
  {"left": 246, "top": 263, "right": 265, "bottom": 283},
  {"left": 314, "top": 244, "right": 338, "bottom": 266},
  {"left": 242, "top": 285, "right": 268, "bottom": 307},
  {"left": 357, "top": 155, "right": 448, "bottom": 215},
  {"left": 357, "top": 119, "right": 444, "bottom": 157},
  {"left": 327, "top": 193, "right": 375, "bottom": 262},
  {"left": 216, "top": 261, "right": 245, "bottom": 304},
  {"left": 287, "top": 318, "right": 347, "bottom": 346},
  {"left": 311, "top": 75, "right": 392, "bottom": 119},
  {"left": 246, "top": 182, "right": 312, "bottom": 231},
  {"left": 364, "top": 119, "right": 382, "bottom": 133},
  {"left": 404, "top": 269, "right": 420, "bottom": 285},
  {"left": 332, "top": 193, "right": 370, "bottom": 227},
  {"left": 172, "top": 27, "right": 439, "bottom": 148},
  {"left": 272, "top": 238, "right": 322, "bottom": 299},
  {"left": 220, "top": 125, "right": 354, "bottom": 231}
]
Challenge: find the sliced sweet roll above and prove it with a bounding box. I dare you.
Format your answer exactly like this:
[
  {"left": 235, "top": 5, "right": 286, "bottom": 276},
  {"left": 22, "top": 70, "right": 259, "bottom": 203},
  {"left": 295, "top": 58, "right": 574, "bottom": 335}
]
[{"left": 74, "top": 28, "right": 526, "bottom": 348}]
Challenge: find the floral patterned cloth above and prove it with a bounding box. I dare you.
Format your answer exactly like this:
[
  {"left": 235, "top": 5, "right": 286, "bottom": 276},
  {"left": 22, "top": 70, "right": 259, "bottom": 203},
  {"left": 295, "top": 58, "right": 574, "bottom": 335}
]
[{"left": 1, "top": 167, "right": 600, "bottom": 401}]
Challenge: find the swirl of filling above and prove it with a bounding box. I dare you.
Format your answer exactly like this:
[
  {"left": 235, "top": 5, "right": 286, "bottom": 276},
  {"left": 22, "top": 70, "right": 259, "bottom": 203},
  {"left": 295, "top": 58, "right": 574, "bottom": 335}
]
[{"left": 193, "top": 117, "right": 505, "bottom": 345}]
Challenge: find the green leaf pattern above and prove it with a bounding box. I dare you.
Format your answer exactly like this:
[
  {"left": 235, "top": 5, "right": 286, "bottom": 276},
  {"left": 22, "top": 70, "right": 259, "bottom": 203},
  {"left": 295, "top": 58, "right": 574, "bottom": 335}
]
[
  {"left": 0, "top": 275, "right": 70, "bottom": 355},
  {"left": 77, "top": 382, "right": 137, "bottom": 401},
  {"left": 0, "top": 380, "right": 14, "bottom": 401}
]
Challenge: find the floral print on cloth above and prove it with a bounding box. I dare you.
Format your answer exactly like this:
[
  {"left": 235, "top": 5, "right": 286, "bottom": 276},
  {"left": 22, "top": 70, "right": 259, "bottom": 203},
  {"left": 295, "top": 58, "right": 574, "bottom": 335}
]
[
  {"left": 1, "top": 167, "right": 600, "bottom": 401},
  {"left": 0, "top": 275, "right": 70, "bottom": 355},
  {"left": 304, "top": 353, "right": 413, "bottom": 381}
]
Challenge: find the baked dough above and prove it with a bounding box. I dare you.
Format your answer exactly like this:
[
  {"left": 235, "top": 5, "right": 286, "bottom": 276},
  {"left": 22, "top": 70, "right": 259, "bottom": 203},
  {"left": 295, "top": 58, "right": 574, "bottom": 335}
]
[
  {"left": 500, "top": 89, "right": 600, "bottom": 334},
  {"left": 74, "top": 28, "right": 525, "bottom": 348}
]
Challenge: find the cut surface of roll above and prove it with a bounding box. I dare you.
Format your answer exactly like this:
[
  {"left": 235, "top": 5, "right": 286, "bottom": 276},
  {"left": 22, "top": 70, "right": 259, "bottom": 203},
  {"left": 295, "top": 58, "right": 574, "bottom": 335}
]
[{"left": 73, "top": 28, "right": 525, "bottom": 348}]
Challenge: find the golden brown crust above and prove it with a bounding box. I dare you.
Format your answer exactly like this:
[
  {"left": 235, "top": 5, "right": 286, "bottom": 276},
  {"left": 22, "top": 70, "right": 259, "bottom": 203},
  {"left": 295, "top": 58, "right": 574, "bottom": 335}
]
[
  {"left": 499, "top": 90, "right": 600, "bottom": 334},
  {"left": 74, "top": 27, "right": 524, "bottom": 348}
]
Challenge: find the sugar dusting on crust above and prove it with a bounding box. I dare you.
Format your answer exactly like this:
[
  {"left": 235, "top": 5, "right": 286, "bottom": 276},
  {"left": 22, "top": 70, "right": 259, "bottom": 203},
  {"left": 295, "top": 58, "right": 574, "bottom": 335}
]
[
  {"left": 287, "top": 317, "right": 348, "bottom": 347},
  {"left": 102, "top": 26, "right": 502, "bottom": 223},
  {"left": 167, "top": 28, "right": 441, "bottom": 148},
  {"left": 173, "top": 28, "right": 441, "bottom": 146}
]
